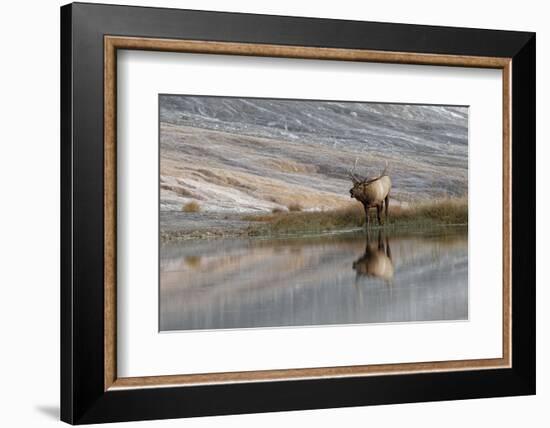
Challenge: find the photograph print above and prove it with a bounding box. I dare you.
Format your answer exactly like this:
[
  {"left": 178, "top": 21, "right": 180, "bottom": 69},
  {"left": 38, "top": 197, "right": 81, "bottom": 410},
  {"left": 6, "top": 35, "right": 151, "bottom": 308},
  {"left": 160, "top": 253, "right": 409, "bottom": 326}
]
[{"left": 159, "top": 95, "right": 468, "bottom": 332}]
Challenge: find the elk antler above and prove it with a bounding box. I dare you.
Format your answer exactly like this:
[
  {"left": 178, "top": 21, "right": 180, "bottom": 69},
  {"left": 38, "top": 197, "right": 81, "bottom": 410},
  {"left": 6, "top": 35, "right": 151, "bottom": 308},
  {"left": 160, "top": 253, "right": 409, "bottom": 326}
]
[
  {"left": 349, "top": 158, "right": 389, "bottom": 184},
  {"left": 363, "top": 161, "right": 390, "bottom": 185},
  {"left": 379, "top": 160, "right": 389, "bottom": 178},
  {"left": 348, "top": 157, "right": 361, "bottom": 183}
]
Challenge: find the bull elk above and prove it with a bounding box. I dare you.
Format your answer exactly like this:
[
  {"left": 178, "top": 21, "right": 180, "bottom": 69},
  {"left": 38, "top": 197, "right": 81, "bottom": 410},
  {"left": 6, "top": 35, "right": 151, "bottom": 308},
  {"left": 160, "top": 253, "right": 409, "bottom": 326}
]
[
  {"left": 348, "top": 158, "right": 391, "bottom": 228},
  {"left": 352, "top": 230, "right": 394, "bottom": 282}
]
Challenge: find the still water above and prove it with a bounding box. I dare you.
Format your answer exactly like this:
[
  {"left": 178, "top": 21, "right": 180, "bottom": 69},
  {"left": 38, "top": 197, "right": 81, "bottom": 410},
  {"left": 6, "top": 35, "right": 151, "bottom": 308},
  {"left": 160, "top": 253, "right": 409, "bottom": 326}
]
[{"left": 160, "top": 228, "right": 468, "bottom": 331}]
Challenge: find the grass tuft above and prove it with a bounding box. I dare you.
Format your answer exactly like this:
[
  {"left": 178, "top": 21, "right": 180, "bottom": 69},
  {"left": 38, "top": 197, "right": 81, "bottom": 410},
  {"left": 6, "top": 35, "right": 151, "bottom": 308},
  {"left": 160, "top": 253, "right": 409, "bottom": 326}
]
[
  {"left": 287, "top": 203, "right": 302, "bottom": 212},
  {"left": 182, "top": 201, "right": 201, "bottom": 213}
]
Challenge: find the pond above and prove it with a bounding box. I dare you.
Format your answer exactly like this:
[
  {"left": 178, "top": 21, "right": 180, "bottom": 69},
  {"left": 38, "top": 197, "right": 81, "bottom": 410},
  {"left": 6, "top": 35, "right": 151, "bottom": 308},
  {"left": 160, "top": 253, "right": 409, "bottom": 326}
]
[{"left": 160, "top": 227, "right": 468, "bottom": 331}]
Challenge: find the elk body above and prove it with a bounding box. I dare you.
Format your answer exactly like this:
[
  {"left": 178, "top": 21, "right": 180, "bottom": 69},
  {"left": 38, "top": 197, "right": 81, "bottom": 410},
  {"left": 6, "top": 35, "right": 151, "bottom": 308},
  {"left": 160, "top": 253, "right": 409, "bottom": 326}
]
[{"left": 349, "top": 159, "right": 392, "bottom": 227}]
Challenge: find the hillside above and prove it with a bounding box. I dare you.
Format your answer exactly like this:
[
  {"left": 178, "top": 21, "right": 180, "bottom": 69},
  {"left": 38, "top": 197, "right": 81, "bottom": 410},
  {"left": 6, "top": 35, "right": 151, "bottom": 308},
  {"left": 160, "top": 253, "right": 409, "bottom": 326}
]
[{"left": 160, "top": 96, "right": 468, "bottom": 214}]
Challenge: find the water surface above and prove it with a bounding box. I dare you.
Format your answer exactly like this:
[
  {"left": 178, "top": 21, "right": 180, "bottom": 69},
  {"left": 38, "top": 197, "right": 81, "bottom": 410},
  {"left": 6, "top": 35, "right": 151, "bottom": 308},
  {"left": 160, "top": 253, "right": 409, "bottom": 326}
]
[{"left": 160, "top": 228, "right": 468, "bottom": 331}]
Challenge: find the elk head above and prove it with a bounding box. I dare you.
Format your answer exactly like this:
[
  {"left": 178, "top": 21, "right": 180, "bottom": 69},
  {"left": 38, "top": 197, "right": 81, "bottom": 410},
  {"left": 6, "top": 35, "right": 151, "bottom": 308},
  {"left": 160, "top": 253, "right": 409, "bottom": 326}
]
[{"left": 348, "top": 158, "right": 389, "bottom": 199}]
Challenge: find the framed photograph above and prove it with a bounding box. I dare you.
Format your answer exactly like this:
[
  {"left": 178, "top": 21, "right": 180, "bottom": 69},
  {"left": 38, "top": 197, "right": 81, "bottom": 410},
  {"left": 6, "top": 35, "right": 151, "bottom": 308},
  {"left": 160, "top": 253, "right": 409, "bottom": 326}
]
[{"left": 60, "top": 2, "right": 535, "bottom": 424}]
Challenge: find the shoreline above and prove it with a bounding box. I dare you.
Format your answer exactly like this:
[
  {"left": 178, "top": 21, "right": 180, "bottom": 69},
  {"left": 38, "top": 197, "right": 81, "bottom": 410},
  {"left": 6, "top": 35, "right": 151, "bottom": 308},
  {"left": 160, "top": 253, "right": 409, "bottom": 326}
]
[
  {"left": 161, "top": 198, "right": 468, "bottom": 243},
  {"left": 161, "top": 219, "right": 468, "bottom": 243}
]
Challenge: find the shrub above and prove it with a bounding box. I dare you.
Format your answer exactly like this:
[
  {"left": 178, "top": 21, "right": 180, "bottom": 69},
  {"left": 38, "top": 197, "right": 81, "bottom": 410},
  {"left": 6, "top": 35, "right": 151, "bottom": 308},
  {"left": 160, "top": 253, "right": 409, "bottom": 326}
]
[
  {"left": 287, "top": 203, "right": 302, "bottom": 212},
  {"left": 182, "top": 201, "right": 200, "bottom": 213}
]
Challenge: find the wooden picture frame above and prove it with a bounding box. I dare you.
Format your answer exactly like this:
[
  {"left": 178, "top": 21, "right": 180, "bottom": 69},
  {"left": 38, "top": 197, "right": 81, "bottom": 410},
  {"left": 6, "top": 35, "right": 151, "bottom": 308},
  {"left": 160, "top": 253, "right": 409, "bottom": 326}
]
[{"left": 61, "top": 2, "right": 535, "bottom": 424}]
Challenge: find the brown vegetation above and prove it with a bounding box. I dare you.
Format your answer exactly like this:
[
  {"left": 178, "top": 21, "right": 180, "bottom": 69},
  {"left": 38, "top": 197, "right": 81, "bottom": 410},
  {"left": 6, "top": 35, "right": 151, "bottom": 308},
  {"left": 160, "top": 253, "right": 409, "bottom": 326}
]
[
  {"left": 243, "top": 198, "right": 467, "bottom": 236},
  {"left": 182, "top": 201, "right": 201, "bottom": 213},
  {"left": 287, "top": 203, "right": 302, "bottom": 212}
]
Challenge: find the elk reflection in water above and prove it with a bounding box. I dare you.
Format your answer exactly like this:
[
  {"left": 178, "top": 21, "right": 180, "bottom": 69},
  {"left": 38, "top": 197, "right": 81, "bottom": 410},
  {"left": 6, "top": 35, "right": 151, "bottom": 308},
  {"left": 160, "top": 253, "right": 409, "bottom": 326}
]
[
  {"left": 352, "top": 231, "right": 394, "bottom": 283},
  {"left": 160, "top": 228, "right": 468, "bottom": 331}
]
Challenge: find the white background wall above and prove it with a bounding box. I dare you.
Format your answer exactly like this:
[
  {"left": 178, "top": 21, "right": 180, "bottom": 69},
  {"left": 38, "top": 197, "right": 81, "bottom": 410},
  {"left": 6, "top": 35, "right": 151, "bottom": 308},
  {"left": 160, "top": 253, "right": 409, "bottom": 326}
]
[{"left": 0, "top": 0, "right": 545, "bottom": 426}]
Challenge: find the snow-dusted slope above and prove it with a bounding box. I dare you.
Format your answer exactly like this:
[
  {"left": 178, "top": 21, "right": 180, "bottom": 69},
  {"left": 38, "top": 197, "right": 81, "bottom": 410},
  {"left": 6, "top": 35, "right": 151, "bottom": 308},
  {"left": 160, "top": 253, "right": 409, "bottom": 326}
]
[{"left": 160, "top": 96, "right": 468, "bottom": 213}]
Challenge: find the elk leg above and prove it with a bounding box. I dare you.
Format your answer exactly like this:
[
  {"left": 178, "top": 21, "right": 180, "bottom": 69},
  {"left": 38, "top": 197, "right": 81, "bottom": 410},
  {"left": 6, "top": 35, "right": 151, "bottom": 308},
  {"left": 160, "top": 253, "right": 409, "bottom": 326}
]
[
  {"left": 376, "top": 204, "right": 382, "bottom": 225},
  {"left": 365, "top": 228, "right": 371, "bottom": 248},
  {"left": 364, "top": 205, "right": 370, "bottom": 229},
  {"left": 385, "top": 195, "right": 390, "bottom": 219}
]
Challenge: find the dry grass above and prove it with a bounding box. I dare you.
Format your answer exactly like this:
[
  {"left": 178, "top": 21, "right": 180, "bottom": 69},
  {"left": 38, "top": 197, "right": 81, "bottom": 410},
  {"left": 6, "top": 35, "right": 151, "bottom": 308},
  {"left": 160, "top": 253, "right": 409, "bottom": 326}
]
[
  {"left": 243, "top": 198, "right": 467, "bottom": 236},
  {"left": 182, "top": 201, "right": 201, "bottom": 213},
  {"left": 243, "top": 205, "right": 364, "bottom": 235},
  {"left": 161, "top": 183, "right": 197, "bottom": 198},
  {"left": 389, "top": 197, "right": 468, "bottom": 225}
]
